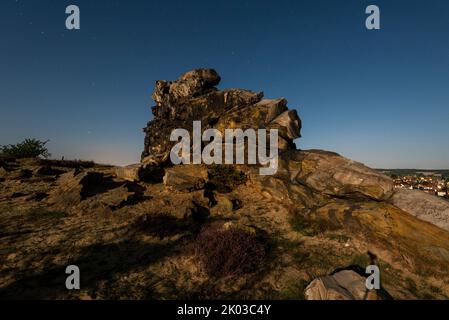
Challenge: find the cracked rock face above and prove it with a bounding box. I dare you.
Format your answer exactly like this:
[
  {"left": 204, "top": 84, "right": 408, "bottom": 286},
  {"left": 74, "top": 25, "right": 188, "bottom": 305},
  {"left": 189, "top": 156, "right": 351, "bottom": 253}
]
[
  {"left": 285, "top": 150, "right": 395, "bottom": 201},
  {"left": 142, "top": 69, "right": 302, "bottom": 165}
]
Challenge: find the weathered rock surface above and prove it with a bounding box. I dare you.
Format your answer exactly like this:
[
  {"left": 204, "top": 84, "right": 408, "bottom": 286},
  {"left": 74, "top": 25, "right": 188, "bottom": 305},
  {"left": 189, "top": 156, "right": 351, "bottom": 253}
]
[
  {"left": 305, "top": 270, "right": 378, "bottom": 300},
  {"left": 389, "top": 189, "right": 449, "bottom": 232},
  {"left": 287, "top": 150, "right": 394, "bottom": 201},
  {"left": 114, "top": 163, "right": 164, "bottom": 182},
  {"left": 142, "top": 69, "right": 301, "bottom": 165},
  {"left": 163, "top": 165, "right": 208, "bottom": 192},
  {"left": 114, "top": 164, "right": 144, "bottom": 182},
  {"left": 305, "top": 270, "right": 364, "bottom": 300}
]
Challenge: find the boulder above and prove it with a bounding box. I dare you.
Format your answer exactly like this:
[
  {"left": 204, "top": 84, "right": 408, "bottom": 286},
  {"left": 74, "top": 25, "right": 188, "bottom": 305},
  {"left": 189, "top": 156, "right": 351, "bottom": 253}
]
[
  {"left": 48, "top": 171, "right": 106, "bottom": 206},
  {"left": 163, "top": 165, "right": 208, "bottom": 192},
  {"left": 305, "top": 270, "right": 378, "bottom": 300},
  {"left": 288, "top": 150, "right": 394, "bottom": 201},
  {"left": 270, "top": 110, "right": 302, "bottom": 140},
  {"left": 152, "top": 68, "right": 221, "bottom": 106},
  {"left": 389, "top": 189, "right": 449, "bottom": 232},
  {"left": 115, "top": 164, "right": 144, "bottom": 182},
  {"left": 255, "top": 98, "right": 288, "bottom": 123},
  {"left": 142, "top": 69, "right": 302, "bottom": 166}
]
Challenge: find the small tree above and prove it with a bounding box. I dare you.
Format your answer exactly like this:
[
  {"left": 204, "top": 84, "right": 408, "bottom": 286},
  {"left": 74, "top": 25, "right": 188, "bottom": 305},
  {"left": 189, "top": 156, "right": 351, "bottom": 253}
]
[{"left": 0, "top": 139, "right": 51, "bottom": 159}]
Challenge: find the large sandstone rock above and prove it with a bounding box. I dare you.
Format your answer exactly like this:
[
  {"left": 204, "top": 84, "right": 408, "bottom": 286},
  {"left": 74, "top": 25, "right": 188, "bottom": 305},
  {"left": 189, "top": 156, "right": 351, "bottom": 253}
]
[
  {"left": 389, "top": 189, "right": 449, "bottom": 232},
  {"left": 142, "top": 69, "right": 302, "bottom": 166},
  {"left": 163, "top": 165, "right": 208, "bottom": 192},
  {"left": 270, "top": 110, "right": 302, "bottom": 140},
  {"left": 114, "top": 164, "right": 164, "bottom": 182},
  {"left": 48, "top": 171, "right": 109, "bottom": 206},
  {"left": 115, "top": 164, "right": 144, "bottom": 182},
  {"left": 47, "top": 170, "right": 147, "bottom": 212},
  {"left": 305, "top": 270, "right": 377, "bottom": 300},
  {"left": 288, "top": 150, "right": 394, "bottom": 201}
]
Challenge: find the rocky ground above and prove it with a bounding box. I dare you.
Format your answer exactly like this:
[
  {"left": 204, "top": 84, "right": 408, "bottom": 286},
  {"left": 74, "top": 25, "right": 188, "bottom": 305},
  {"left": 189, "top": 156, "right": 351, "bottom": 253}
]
[{"left": 1, "top": 69, "right": 449, "bottom": 300}]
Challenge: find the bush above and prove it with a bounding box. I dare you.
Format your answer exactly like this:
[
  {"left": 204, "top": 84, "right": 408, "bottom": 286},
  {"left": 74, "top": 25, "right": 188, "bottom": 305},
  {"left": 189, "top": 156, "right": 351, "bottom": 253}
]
[
  {"left": 207, "top": 165, "right": 247, "bottom": 193},
  {"left": 1, "top": 139, "right": 50, "bottom": 159},
  {"left": 193, "top": 225, "right": 266, "bottom": 277}
]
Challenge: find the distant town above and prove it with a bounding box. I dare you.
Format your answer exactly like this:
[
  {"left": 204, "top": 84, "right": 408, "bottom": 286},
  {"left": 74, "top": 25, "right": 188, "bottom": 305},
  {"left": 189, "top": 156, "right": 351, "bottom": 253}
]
[{"left": 378, "top": 169, "right": 449, "bottom": 199}]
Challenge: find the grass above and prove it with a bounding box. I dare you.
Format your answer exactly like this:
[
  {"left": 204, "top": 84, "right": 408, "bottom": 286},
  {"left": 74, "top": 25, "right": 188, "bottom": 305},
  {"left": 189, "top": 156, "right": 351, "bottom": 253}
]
[
  {"left": 350, "top": 253, "right": 371, "bottom": 268},
  {"left": 326, "top": 233, "right": 352, "bottom": 243},
  {"left": 288, "top": 212, "right": 340, "bottom": 237},
  {"left": 38, "top": 158, "right": 96, "bottom": 169},
  {"left": 0, "top": 208, "right": 68, "bottom": 242},
  {"left": 274, "top": 279, "right": 308, "bottom": 300}
]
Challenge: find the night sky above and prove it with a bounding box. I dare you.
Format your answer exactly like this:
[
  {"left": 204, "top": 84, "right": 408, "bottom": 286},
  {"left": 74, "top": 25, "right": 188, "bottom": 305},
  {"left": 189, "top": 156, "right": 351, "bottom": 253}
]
[{"left": 1, "top": 0, "right": 448, "bottom": 168}]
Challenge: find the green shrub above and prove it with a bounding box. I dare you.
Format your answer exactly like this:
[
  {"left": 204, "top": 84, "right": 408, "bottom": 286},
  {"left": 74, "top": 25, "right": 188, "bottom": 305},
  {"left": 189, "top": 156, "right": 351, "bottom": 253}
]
[
  {"left": 1, "top": 138, "right": 50, "bottom": 159},
  {"left": 207, "top": 164, "right": 247, "bottom": 193}
]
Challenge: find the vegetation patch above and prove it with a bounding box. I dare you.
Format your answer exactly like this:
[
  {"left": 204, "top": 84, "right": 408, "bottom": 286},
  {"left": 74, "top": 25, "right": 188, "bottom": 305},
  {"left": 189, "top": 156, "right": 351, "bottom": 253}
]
[
  {"left": 193, "top": 225, "right": 266, "bottom": 277},
  {"left": 288, "top": 212, "right": 340, "bottom": 237},
  {"left": 1, "top": 138, "right": 50, "bottom": 159},
  {"left": 207, "top": 165, "right": 247, "bottom": 193},
  {"left": 274, "top": 279, "right": 308, "bottom": 300},
  {"left": 350, "top": 253, "right": 372, "bottom": 268}
]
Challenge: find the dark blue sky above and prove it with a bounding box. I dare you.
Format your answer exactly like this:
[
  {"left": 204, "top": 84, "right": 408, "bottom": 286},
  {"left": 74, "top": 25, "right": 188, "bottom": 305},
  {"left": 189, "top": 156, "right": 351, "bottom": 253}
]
[{"left": 1, "top": 0, "right": 448, "bottom": 168}]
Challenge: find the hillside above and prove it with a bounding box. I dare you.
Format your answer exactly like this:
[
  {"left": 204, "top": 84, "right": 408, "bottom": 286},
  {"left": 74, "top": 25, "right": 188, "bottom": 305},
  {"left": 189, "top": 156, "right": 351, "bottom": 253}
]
[{"left": 1, "top": 69, "right": 449, "bottom": 300}]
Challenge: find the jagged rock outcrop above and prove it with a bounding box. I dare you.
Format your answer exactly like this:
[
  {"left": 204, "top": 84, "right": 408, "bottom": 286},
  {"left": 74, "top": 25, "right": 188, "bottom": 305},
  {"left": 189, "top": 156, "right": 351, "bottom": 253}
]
[
  {"left": 283, "top": 150, "right": 394, "bottom": 201},
  {"left": 141, "top": 69, "right": 394, "bottom": 202},
  {"left": 163, "top": 165, "right": 208, "bottom": 192},
  {"left": 142, "top": 68, "right": 301, "bottom": 166}
]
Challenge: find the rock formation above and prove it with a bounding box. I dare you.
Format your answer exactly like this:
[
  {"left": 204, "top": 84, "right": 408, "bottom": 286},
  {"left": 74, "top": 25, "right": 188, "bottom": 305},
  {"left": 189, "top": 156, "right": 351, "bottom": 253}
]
[
  {"left": 142, "top": 68, "right": 301, "bottom": 166},
  {"left": 305, "top": 270, "right": 378, "bottom": 300},
  {"left": 1, "top": 69, "right": 449, "bottom": 300},
  {"left": 389, "top": 189, "right": 449, "bottom": 232}
]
